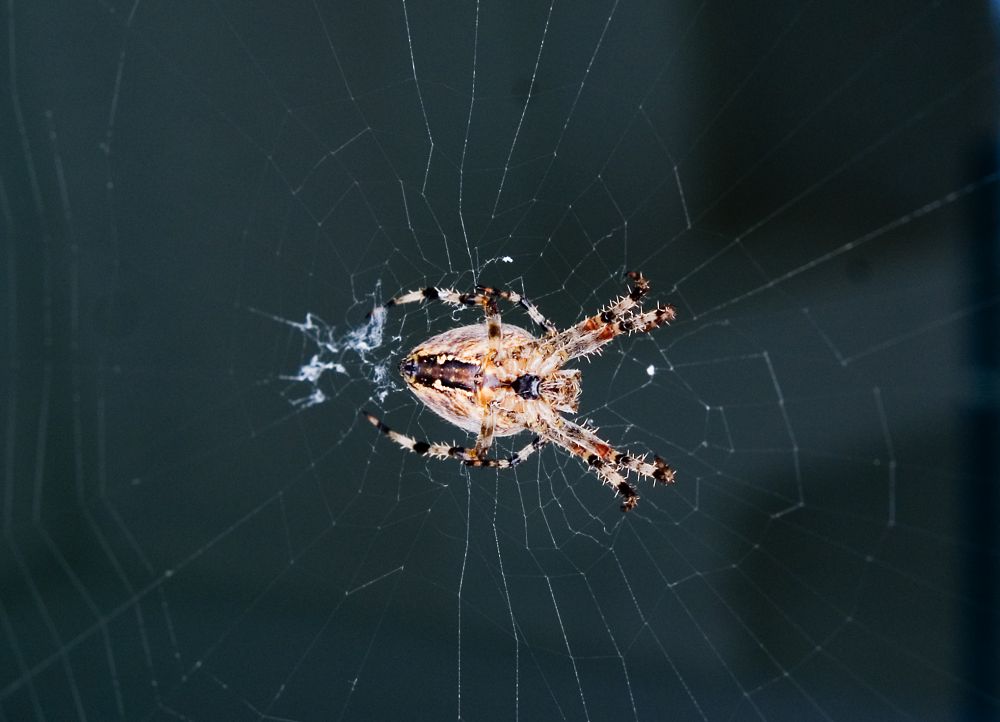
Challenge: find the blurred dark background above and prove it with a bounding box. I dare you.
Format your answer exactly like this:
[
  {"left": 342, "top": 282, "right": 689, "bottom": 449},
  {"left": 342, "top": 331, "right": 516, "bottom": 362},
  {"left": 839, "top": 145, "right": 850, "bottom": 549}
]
[{"left": 1, "top": 1, "right": 998, "bottom": 720}]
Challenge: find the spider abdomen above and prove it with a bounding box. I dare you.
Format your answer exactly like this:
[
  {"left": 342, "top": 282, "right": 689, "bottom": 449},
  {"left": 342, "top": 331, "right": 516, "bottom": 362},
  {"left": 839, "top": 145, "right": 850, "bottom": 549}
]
[{"left": 400, "top": 323, "right": 542, "bottom": 436}]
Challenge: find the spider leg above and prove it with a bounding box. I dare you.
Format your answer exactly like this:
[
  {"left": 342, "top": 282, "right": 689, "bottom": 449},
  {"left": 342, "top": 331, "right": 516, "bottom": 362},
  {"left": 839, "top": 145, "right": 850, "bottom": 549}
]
[
  {"left": 484, "top": 296, "right": 508, "bottom": 365},
  {"left": 464, "top": 435, "right": 548, "bottom": 468},
  {"left": 617, "top": 304, "right": 678, "bottom": 334},
  {"left": 362, "top": 411, "right": 545, "bottom": 468},
  {"left": 362, "top": 410, "right": 461, "bottom": 460},
  {"left": 378, "top": 284, "right": 509, "bottom": 364},
  {"left": 553, "top": 272, "right": 676, "bottom": 361},
  {"left": 476, "top": 285, "right": 559, "bottom": 337},
  {"left": 575, "top": 270, "right": 651, "bottom": 333},
  {"left": 379, "top": 282, "right": 558, "bottom": 339},
  {"left": 380, "top": 286, "right": 482, "bottom": 311},
  {"left": 559, "top": 418, "right": 676, "bottom": 485},
  {"left": 549, "top": 429, "right": 642, "bottom": 511},
  {"left": 592, "top": 462, "right": 642, "bottom": 512},
  {"left": 541, "top": 414, "right": 674, "bottom": 511},
  {"left": 474, "top": 407, "right": 497, "bottom": 459}
]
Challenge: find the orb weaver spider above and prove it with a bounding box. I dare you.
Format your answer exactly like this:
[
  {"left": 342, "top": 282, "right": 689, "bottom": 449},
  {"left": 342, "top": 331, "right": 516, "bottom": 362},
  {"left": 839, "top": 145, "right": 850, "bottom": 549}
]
[{"left": 363, "top": 272, "right": 677, "bottom": 511}]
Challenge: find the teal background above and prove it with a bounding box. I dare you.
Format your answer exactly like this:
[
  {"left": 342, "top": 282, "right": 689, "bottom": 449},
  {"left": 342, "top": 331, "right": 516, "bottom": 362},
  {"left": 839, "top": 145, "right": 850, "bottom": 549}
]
[{"left": 1, "top": 1, "right": 997, "bottom": 719}]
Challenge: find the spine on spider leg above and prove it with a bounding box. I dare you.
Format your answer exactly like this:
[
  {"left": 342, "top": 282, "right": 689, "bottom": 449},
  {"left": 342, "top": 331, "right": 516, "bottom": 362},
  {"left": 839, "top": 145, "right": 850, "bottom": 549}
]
[
  {"left": 612, "top": 451, "right": 677, "bottom": 485},
  {"left": 625, "top": 270, "right": 650, "bottom": 300},
  {"left": 619, "top": 303, "right": 678, "bottom": 333}
]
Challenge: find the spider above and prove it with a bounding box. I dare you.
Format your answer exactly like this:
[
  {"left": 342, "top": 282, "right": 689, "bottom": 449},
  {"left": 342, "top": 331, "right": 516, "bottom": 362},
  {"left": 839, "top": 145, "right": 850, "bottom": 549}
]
[{"left": 362, "top": 272, "right": 677, "bottom": 511}]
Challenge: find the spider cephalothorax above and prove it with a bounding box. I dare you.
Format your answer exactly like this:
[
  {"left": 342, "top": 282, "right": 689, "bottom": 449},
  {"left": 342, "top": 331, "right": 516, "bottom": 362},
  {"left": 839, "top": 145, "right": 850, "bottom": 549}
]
[{"left": 363, "top": 272, "right": 677, "bottom": 511}]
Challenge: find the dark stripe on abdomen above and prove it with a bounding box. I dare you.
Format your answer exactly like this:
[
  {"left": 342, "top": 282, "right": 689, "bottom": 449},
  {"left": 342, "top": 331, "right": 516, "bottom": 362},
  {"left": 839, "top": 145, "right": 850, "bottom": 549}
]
[{"left": 405, "top": 356, "right": 479, "bottom": 391}]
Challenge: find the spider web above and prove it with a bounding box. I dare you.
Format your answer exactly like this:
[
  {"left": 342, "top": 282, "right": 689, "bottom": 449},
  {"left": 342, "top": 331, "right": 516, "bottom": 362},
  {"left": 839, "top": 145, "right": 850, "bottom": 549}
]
[{"left": 2, "top": 0, "right": 999, "bottom": 720}]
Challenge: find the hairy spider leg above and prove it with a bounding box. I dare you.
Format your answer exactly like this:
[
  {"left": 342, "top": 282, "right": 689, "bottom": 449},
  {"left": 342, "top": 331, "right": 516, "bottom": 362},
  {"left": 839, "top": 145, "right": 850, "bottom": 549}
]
[
  {"left": 484, "top": 295, "right": 506, "bottom": 366},
  {"left": 557, "top": 418, "right": 676, "bottom": 485},
  {"left": 365, "top": 408, "right": 646, "bottom": 512},
  {"left": 474, "top": 406, "right": 497, "bottom": 459},
  {"left": 558, "top": 303, "right": 677, "bottom": 360},
  {"left": 380, "top": 283, "right": 559, "bottom": 337},
  {"left": 362, "top": 411, "right": 546, "bottom": 468},
  {"left": 552, "top": 272, "right": 676, "bottom": 362},
  {"left": 475, "top": 285, "right": 559, "bottom": 337},
  {"left": 465, "top": 434, "right": 548, "bottom": 469},
  {"left": 545, "top": 419, "right": 641, "bottom": 511},
  {"left": 381, "top": 285, "right": 481, "bottom": 310},
  {"left": 536, "top": 411, "right": 674, "bottom": 511}
]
